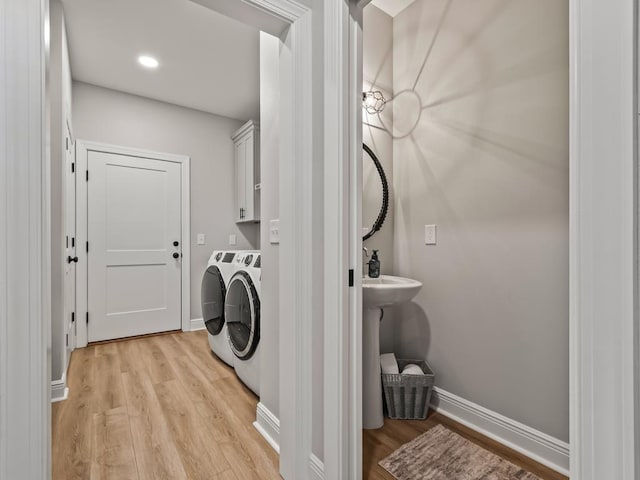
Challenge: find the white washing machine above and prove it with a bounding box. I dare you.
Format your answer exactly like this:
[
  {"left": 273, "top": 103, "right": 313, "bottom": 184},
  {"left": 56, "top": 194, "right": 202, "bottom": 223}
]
[
  {"left": 225, "top": 251, "right": 261, "bottom": 395},
  {"left": 201, "top": 250, "right": 256, "bottom": 367}
]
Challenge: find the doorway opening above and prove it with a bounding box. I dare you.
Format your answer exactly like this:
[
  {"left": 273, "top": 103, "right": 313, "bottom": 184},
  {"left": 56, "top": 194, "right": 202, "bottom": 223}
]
[{"left": 358, "top": 1, "right": 570, "bottom": 478}]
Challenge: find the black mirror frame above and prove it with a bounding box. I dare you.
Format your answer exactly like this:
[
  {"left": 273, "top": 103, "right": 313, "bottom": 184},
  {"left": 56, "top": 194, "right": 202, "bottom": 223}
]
[{"left": 363, "top": 143, "right": 389, "bottom": 241}]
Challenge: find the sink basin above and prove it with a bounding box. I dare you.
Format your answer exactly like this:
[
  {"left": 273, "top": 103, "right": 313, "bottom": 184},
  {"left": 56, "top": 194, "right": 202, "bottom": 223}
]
[
  {"left": 363, "top": 275, "right": 422, "bottom": 308},
  {"left": 362, "top": 275, "right": 422, "bottom": 429}
]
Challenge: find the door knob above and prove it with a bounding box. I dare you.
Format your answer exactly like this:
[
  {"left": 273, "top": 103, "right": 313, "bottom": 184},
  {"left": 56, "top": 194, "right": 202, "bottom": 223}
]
[
  {"left": 173, "top": 252, "right": 180, "bottom": 259},
  {"left": 67, "top": 256, "right": 78, "bottom": 263},
  {"left": 173, "top": 241, "right": 179, "bottom": 247}
]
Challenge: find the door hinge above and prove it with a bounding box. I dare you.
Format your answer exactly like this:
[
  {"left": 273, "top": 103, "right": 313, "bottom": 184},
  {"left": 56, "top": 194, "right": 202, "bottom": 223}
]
[
  {"left": 86, "top": 312, "right": 89, "bottom": 324},
  {"left": 348, "top": 269, "right": 354, "bottom": 287},
  {"left": 86, "top": 170, "right": 89, "bottom": 181},
  {"left": 66, "top": 137, "right": 69, "bottom": 151},
  {"left": 66, "top": 334, "right": 69, "bottom": 347},
  {"left": 71, "top": 237, "right": 75, "bottom": 248},
  {"left": 71, "top": 312, "right": 75, "bottom": 323},
  {"left": 71, "top": 162, "right": 75, "bottom": 173},
  {"left": 86, "top": 241, "right": 89, "bottom": 253},
  {"left": 66, "top": 235, "right": 69, "bottom": 248}
]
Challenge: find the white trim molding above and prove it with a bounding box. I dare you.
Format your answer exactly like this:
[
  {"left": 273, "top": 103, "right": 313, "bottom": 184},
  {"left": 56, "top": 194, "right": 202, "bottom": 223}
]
[
  {"left": 253, "top": 403, "right": 325, "bottom": 480},
  {"left": 431, "top": 388, "right": 569, "bottom": 476},
  {"left": 0, "top": 0, "right": 51, "bottom": 478},
  {"left": 245, "top": 0, "right": 308, "bottom": 23},
  {"left": 323, "top": 2, "right": 363, "bottom": 480},
  {"left": 309, "top": 454, "right": 325, "bottom": 480},
  {"left": 276, "top": 5, "right": 314, "bottom": 480},
  {"left": 569, "top": 0, "right": 638, "bottom": 478},
  {"left": 254, "top": 402, "right": 281, "bottom": 454},
  {"left": 51, "top": 373, "right": 69, "bottom": 403},
  {"left": 190, "top": 317, "right": 205, "bottom": 331}
]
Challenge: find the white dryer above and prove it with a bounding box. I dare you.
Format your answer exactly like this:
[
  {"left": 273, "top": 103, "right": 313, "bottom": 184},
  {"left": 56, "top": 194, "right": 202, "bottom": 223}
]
[
  {"left": 225, "top": 251, "right": 261, "bottom": 395},
  {"left": 201, "top": 250, "right": 255, "bottom": 367}
]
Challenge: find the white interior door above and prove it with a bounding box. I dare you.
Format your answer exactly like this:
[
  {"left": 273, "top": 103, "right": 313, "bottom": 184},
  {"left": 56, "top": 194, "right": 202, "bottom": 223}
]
[
  {"left": 63, "top": 124, "right": 76, "bottom": 357},
  {"left": 87, "top": 151, "right": 182, "bottom": 342}
]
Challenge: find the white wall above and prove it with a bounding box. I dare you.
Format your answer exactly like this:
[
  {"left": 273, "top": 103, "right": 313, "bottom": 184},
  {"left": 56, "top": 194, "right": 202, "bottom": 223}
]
[
  {"left": 363, "top": 5, "right": 395, "bottom": 354},
  {"left": 259, "top": 32, "right": 281, "bottom": 418},
  {"left": 50, "top": 0, "right": 72, "bottom": 384},
  {"left": 362, "top": 5, "right": 393, "bottom": 276},
  {"left": 72, "top": 82, "right": 259, "bottom": 320},
  {"left": 390, "top": 0, "right": 569, "bottom": 442}
]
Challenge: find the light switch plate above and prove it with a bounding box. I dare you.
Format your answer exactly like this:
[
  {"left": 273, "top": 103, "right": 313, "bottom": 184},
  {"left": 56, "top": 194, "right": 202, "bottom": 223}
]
[
  {"left": 229, "top": 234, "right": 237, "bottom": 246},
  {"left": 425, "top": 225, "right": 437, "bottom": 245},
  {"left": 269, "top": 219, "right": 280, "bottom": 244},
  {"left": 196, "top": 233, "right": 206, "bottom": 245}
]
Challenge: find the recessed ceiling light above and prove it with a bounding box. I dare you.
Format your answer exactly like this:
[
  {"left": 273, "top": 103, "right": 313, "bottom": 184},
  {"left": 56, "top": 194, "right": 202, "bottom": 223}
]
[{"left": 138, "top": 55, "right": 159, "bottom": 69}]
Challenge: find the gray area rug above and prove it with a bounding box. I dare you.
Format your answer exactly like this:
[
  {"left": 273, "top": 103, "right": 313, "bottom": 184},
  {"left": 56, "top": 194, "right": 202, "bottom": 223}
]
[{"left": 379, "top": 424, "right": 541, "bottom": 480}]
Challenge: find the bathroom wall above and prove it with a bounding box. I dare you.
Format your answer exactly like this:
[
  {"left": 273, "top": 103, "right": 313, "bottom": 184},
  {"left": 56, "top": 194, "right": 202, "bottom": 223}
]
[
  {"left": 391, "top": 0, "right": 569, "bottom": 442},
  {"left": 363, "top": 5, "right": 394, "bottom": 277},
  {"left": 72, "top": 82, "right": 259, "bottom": 321},
  {"left": 363, "top": 5, "right": 396, "bottom": 354}
]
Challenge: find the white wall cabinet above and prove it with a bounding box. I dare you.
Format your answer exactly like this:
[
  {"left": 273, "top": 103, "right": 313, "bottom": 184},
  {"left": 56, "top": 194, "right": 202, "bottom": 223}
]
[{"left": 232, "top": 120, "right": 260, "bottom": 223}]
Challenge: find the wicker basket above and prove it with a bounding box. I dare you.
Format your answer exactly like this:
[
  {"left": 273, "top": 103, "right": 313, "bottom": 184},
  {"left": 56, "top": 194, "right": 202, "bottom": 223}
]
[{"left": 382, "top": 359, "right": 435, "bottom": 420}]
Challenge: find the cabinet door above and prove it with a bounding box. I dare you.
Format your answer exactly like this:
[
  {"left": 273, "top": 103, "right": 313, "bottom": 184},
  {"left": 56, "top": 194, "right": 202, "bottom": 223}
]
[
  {"left": 235, "top": 138, "right": 246, "bottom": 222},
  {"left": 243, "top": 133, "right": 255, "bottom": 221}
]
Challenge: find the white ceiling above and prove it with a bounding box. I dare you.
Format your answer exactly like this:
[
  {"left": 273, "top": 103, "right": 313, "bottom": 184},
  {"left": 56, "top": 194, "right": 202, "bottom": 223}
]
[
  {"left": 61, "top": 0, "right": 260, "bottom": 121},
  {"left": 370, "top": 0, "right": 417, "bottom": 17}
]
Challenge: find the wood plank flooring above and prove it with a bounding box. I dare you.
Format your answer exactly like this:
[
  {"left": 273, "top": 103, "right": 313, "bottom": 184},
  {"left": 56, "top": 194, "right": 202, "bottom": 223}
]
[
  {"left": 52, "top": 330, "right": 280, "bottom": 480},
  {"left": 363, "top": 413, "right": 569, "bottom": 480},
  {"left": 55, "top": 330, "right": 568, "bottom": 480}
]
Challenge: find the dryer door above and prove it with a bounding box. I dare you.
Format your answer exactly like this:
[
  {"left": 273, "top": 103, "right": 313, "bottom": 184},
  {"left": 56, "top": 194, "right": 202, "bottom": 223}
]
[
  {"left": 225, "top": 271, "right": 260, "bottom": 360},
  {"left": 201, "top": 265, "right": 226, "bottom": 335}
]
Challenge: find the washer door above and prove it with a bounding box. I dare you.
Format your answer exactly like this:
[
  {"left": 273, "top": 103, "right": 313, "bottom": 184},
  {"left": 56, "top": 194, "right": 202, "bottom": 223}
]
[
  {"left": 201, "top": 265, "right": 226, "bottom": 336},
  {"left": 225, "top": 271, "right": 260, "bottom": 360}
]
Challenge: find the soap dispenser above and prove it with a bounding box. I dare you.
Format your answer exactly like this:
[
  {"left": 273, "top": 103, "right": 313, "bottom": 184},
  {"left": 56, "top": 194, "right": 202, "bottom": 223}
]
[{"left": 368, "top": 250, "right": 381, "bottom": 278}]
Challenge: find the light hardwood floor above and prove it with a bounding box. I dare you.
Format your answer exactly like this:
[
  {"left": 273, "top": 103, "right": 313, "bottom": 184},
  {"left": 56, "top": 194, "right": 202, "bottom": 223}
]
[
  {"left": 54, "top": 330, "right": 568, "bottom": 480},
  {"left": 52, "top": 330, "right": 280, "bottom": 480},
  {"left": 363, "top": 413, "right": 569, "bottom": 480}
]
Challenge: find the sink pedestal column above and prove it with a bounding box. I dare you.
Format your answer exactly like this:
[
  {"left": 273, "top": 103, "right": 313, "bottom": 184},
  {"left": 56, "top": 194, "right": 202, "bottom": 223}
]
[{"left": 363, "top": 307, "right": 384, "bottom": 429}]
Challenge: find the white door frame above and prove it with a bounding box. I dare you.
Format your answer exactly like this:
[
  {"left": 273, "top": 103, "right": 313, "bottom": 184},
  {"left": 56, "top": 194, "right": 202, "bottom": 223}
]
[
  {"left": 569, "top": 0, "right": 639, "bottom": 478},
  {"left": 75, "top": 141, "right": 191, "bottom": 347},
  {"left": 0, "top": 0, "right": 51, "bottom": 478},
  {"left": 322, "top": 1, "right": 363, "bottom": 479}
]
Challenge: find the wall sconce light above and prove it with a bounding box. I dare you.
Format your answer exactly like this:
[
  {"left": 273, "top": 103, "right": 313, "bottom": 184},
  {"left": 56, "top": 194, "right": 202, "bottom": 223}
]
[{"left": 362, "top": 90, "right": 387, "bottom": 114}]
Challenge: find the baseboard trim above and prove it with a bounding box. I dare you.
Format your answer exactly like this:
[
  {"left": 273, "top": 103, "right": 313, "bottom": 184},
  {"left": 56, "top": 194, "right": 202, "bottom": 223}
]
[
  {"left": 253, "top": 402, "right": 280, "bottom": 453},
  {"left": 190, "top": 317, "right": 205, "bottom": 331},
  {"left": 309, "top": 453, "right": 324, "bottom": 480},
  {"left": 431, "top": 387, "right": 570, "bottom": 476},
  {"left": 51, "top": 373, "right": 69, "bottom": 403},
  {"left": 252, "top": 390, "right": 569, "bottom": 478}
]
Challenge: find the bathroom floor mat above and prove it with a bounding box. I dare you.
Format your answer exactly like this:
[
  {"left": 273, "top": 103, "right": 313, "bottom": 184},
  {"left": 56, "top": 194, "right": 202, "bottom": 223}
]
[{"left": 379, "top": 424, "right": 541, "bottom": 480}]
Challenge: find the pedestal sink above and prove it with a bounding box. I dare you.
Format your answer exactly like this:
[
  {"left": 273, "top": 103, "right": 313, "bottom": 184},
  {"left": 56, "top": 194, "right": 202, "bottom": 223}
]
[{"left": 363, "top": 275, "right": 422, "bottom": 429}]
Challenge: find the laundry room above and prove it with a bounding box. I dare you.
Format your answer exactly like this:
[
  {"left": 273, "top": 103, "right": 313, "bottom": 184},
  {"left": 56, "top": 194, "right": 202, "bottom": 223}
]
[{"left": 48, "top": 0, "right": 283, "bottom": 477}]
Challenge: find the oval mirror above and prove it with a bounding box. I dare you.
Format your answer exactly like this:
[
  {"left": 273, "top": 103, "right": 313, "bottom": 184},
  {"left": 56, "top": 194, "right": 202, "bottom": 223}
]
[{"left": 362, "top": 143, "right": 389, "bottom": 241}]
